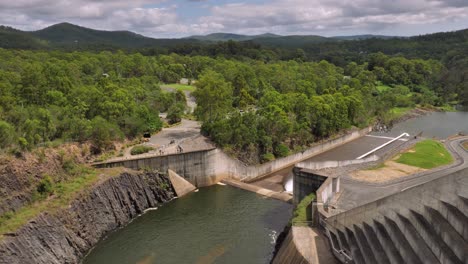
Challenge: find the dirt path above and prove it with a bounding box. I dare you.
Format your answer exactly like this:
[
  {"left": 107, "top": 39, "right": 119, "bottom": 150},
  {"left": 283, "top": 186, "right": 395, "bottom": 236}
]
[{"left": 350, "top": 160, "right": 427, "bottom": 183}]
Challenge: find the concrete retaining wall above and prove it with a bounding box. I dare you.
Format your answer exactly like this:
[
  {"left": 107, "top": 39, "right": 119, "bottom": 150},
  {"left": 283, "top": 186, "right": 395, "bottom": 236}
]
[
  {"left": 94, "top": 126, "right": 372, "bottom": 187},
  {"left": 296, "top": 155, "right": 378, "bottom": 171},
  {"left": 94, "top": 149, "right": 223, "bottom": 187},
  {"left": 233, "top": 127, "right": 372, "bottom": 182}
]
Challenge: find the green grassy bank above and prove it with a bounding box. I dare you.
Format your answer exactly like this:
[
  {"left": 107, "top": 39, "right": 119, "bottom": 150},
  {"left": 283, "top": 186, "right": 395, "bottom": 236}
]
[{"left": 396, "top": 139, "right": 453, "bottom": 169}]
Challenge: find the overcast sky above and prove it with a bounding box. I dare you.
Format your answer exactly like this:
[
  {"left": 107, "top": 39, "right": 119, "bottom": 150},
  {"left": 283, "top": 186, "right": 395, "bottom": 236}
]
[{"left": 1, "top": 0, "right": 468, "bottom": 38}]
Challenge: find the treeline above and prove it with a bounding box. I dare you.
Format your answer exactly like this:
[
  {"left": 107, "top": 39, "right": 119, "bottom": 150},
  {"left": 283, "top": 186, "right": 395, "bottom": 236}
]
[
  {"left": 0, "top": 48, "right": 457, "bottom": 162},
  {"left": 190, "top": 54, "right": 448, "bottom": 163},
  {"left": 0, "top": 49, "right": 188, "bottom": 153}
]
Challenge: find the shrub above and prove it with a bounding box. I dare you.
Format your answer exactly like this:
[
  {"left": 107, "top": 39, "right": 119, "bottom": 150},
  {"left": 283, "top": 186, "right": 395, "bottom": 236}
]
[
  {"left": 18, "top": 137, "right": 29, "bottom": 151},
  {"left": 89, "top": 116, "right": 123, "bottom": 154},
  {"left": 130, "top": 145, "right": 154, "bottom": 155},
  {"left": 262, "top": 152, "right": 275, "bottom": 162},
  {"left": 167, "top": 103, "right": 185, "bottom": 125},
  {"left": 274, "top": 143, "right": 290, "bottom": 158},
  {"left": 36, "top": 175, "right": 54, "bottom": 197},
  {"left": 0, "top": 121, "right": 15, "bottom": 148},
  {"left": 292, "top": 193, "right": 316, "bottom": 225}
]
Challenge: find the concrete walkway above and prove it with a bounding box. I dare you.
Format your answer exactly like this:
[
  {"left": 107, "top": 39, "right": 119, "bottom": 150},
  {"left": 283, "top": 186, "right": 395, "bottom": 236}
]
[{"left": 98, "top": 119, "right": 213, "bottom": 164}]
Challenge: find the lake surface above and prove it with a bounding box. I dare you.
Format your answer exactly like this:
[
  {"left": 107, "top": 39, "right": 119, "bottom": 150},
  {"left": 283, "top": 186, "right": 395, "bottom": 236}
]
[
  {"left": 83, "top": 185, "right": 292, "bottom": 264},
  {"left": 373, "top": 112, "right": 468, "bottom": 139}
]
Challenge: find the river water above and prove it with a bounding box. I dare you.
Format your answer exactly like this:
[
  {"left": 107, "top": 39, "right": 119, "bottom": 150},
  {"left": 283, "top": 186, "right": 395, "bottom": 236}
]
[
  {"left": 373, "top": 112, "right": 468, "bottom": 139},
  {"left": 83, "top": 185, "right": 292, "bottom": 264}
]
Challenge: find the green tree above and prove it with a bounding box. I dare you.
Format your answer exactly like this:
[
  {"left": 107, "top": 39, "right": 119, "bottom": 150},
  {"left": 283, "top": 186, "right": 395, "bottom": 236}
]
[
  {"left": 193, "top": 70, "right": 233, "bottom": 122},
  {"left": 167, "top": 103, "right": 185, "bottom": 124},
  {"left": 0, "top": 121, "right": 15, "bottom": 148}
]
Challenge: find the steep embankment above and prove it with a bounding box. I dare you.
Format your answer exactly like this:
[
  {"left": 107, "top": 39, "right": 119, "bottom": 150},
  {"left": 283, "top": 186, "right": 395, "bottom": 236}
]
[
  {"left": 0, "top": 144, "right": 92, "bottom": 215},
  {"left": 0, "top": 171, "right": 175, "bottom": 264}
]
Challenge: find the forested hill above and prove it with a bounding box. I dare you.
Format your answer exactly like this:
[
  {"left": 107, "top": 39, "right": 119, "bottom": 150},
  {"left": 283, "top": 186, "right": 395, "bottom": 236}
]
[
  {"left": 186, "top": 33, "right": 282, "bottom": 42},
  {"left": 31, "top": 23, "right": 154, "bottom": 47},
  {"left": 0, "top": 23, "right": 466, "bottom": 163},
  {"left": 1, "top": 22, "right": 466, "bottom": 56},
  {"left": 0, "top": 23, "right": 395, "bottom": 50},
  {"left": 0, "top": 23, "right": 203, "bottom": 50}
]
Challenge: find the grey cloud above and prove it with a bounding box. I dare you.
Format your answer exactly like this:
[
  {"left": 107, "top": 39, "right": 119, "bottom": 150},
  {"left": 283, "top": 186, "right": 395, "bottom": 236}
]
[
  {"left": 192, "top": 0, "right": 468, "bottom": 36},
  {"left": 0, "top": 0, "right": 467, "bottom": 37}
]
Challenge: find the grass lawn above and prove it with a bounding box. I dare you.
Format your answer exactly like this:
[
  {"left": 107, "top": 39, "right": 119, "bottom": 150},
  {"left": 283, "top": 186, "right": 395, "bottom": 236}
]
[
  {"left": 396, "top": 139, "right": 453, "bottom": 169},
  {"left": 390, "top": 107, "right": 413, "bottom": 118},
  {"left": 161, "top": 83, "right": 196, "bottom": 92},
  {"left": 437, "top": 104, "right": 457, "bottom": 112},
  {"left": 0, "top": 167, "right": 101, "bottom": 238},
  {"left": 292, "top": 193, "right": 315, "bottom": 225},
  {"left": 130, "top": 145, "right": 154, "bottom": 155}
]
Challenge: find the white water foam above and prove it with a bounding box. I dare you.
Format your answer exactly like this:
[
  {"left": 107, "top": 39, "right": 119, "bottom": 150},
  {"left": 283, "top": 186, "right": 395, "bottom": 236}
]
[{"left": 284, "top": 176, "right": 293, "bottom": 193}]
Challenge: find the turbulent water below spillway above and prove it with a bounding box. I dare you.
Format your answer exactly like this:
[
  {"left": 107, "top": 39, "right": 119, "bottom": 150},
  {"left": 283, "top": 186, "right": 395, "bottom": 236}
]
[{"left": 83, "top": 185, "right": 292, "bottom": 264}]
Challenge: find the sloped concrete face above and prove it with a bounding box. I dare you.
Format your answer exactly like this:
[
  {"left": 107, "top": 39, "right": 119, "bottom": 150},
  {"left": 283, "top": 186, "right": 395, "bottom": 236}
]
[
  {"left": 168, "top": 169, "right": 196, "bottom": 197},
  {"left": 323, "top": 167, "right": 468, "bottom": 264}
]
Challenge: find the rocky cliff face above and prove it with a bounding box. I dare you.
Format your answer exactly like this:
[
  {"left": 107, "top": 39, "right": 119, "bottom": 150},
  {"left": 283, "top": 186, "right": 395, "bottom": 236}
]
[
  {"left": 0, "top": 144, "right": 93, "bottom": 216},
  {"left": 0, "top": 171, "right": 175, "bottom": 264}
]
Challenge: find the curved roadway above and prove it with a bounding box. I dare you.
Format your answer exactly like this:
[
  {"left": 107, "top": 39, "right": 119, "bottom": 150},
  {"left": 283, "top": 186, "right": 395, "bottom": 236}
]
[{"left": 334, "top": 137, "right": 468, "bottom": 211}]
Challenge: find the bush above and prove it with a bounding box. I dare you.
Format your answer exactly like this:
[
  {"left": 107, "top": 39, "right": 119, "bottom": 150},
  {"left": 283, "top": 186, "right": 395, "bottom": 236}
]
[
  {"left": 274, "top": 143, "right": 290, "bottom": 157},
  {"left": 89, "top": 116, "right": 123, "bottom": 154},
  {"left": 166, "top": 103, "right": 185, "bottom": 125},
  {"left": 262, "top": 152, "right": 275, "bottom": 162},
  {"left": 36, "top": 175, "right": 54, "bottom": 197},
  {"left": 0, "top": 121, "right": 15, "bottom": 148},
  {"left": 292, "top": 193, "right": 316, "bottom": 225},
  {"left": 130, "top": 145, "right": 154, "bottom": 155},
  {"left": 18, "top": 137, "right": 29, "bottom": 151}
]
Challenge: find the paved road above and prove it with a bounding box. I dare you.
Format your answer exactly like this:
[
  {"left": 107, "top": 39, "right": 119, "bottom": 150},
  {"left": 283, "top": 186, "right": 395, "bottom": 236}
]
[
  {"left": 148, "top": 119, "right": 200, "bottom": 148},
  {"left": 334, "top": 137, "right": 468, "bottom": 211},
  {"left": 306, "top": 136, "right": 394, "bottom": 162}
]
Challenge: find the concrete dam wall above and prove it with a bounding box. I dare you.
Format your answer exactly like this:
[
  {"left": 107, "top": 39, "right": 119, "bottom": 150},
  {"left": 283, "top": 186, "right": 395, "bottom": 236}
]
[
  {"left": 94, "top": 127, "right": 372, "bottom": 187},
  {"left": 323, "top": 167, "right": 468, "bottom": 264}
]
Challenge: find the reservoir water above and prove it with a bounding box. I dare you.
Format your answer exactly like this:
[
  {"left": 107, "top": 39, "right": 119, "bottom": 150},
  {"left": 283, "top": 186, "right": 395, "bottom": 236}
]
[
  {"left": 374, "top": 112, "right": 468, "bottom": 139},
  {"left": 83, "top": 185, "right": 292, "bottom": 264}
]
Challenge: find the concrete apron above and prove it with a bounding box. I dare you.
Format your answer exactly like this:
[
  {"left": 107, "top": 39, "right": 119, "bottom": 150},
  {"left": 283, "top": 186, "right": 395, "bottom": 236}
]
[
  {"left": 221, "top": 179, "right": 292, "bottom": 203},
  {"left": 168, "top": 169, "right": 196, "bottom": 197}
]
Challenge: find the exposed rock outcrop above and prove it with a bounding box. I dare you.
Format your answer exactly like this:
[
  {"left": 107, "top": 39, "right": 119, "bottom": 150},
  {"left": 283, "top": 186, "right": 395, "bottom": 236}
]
[
  {"left": 0, "top": 171, "right": 175, "bottom": 264},
  {"left": 0, "top": 144, "right": 93, "bottom": 216}
]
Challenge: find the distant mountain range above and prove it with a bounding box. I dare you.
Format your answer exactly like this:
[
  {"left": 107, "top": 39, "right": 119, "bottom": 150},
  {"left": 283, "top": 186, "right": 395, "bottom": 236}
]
[
  {"left": 186, "top": 32, "right": 399, "bottom": 42},
  {"left": 0, "top": 22, "right": 465, "bottom": 51},
  {"left": 185, "top": 32, "right": 282, "bottom": 41},
  {"left": 0, "top": 22, "right": 201, "bottom": 49}
]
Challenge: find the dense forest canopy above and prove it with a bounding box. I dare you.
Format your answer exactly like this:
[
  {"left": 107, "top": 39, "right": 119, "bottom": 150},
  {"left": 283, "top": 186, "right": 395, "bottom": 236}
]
[
  {"left": 0, "top": 44, "right": 462, "bottom": 162},
  {"left": 0, "top": 23, "right": 466, "bottom": 162}
]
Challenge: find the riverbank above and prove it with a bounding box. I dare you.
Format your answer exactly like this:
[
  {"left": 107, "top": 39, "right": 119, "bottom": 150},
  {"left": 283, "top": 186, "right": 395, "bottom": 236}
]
[
  {"left": 0, "top": 170, "right": 175, "bottom": 264},
  {"left": 83, "top": 185, "right": 292, "bottom": 264}
]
